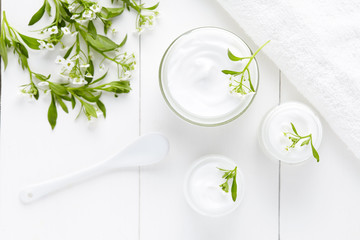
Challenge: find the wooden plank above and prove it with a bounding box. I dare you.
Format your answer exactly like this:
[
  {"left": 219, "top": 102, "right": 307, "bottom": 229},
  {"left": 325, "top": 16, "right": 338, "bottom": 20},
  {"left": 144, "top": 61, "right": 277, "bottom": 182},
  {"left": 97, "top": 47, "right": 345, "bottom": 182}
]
[
  {"left": 0, "top": 0, "right": 140, "bottom": 239},
  {"left": 139, "top": 0, "right": 280, "bottom": 239}
]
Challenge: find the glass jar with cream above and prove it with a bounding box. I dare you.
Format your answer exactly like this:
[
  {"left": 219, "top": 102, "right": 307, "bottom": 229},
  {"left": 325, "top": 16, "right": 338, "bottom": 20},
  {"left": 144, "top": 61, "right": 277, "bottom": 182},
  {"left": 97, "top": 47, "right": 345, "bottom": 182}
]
[
  {"left": 159, "top": 27, "right": 259, "bottom": 126},
  {"left": 184, "top": 155, "right": 244, "bottom": 217},
  {"left": 259, "top": 102, "right": 322, "bottom": 164}
]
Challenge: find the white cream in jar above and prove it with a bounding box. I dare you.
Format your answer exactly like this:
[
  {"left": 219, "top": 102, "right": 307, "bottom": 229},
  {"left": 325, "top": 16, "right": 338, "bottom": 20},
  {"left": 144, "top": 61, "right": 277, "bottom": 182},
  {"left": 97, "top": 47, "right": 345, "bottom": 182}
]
[
  {"left": 184, "top": 155, "right": 244, "bottom": 217},
  {"left": 160, "top": 27, "right": 258, "bottom": 126},
  {"left": 259, "top": 102, "right": 322, "bottom": 164}
]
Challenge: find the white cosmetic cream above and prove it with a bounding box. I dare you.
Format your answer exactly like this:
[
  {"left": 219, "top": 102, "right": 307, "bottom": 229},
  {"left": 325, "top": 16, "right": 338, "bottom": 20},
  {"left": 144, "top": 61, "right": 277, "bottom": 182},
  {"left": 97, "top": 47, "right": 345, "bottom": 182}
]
[
  {"left": 184, "top": 155, "right": 244, "bottom": 217},
  {"left": 159, "top": 27, "right": 258, "bottom": 126},
  {"left": 259, "top": 102, "right": 322, "bottom": 164}
]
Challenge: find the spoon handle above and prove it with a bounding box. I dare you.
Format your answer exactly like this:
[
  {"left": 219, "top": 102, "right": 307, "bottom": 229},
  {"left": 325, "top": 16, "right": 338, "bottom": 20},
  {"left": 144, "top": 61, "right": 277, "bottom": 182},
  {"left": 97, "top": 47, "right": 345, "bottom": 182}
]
[{"left": 19, "top": 161, "right": 110, "bottom": 204}]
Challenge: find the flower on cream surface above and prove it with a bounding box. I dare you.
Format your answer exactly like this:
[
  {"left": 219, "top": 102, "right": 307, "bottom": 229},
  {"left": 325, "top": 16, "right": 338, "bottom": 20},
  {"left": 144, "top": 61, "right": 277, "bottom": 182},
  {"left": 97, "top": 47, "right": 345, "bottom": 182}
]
[
  {"left": 68, "top": 2, "right": 80, "bottom": 12},
  {"left": 38, "top": 40, "right": 47, "bottom": 49},
  {"left": 71, "top": 77, "right": 86, "bottom": 86}
]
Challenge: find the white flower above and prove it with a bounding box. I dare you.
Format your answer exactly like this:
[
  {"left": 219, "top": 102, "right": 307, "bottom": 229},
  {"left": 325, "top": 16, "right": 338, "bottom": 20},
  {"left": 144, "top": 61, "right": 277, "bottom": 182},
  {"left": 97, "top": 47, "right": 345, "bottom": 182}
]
[
  {"left": 71, "top": 77, "right": 86, "bottom": 86},
  {"left": 70, "top": 14, "right": 80, "bottom": 20},
  {"left": 63, "top": 60, "right": 75, "bottom": 70},
  {"left": 80, "top": 64, "right": 90, "bottom": 68},
  {"left": 90, "top": 3, "right": 101, "bottom": 13},
  {"left": 55, "top": 56, "right": 65, "bottom": 64},
  {"left": 38, "top": 40, "right": 47, "bottom": 49},
  {"left": 99, "top": 63, "right": 105, "bottom": 71},
  {"left": 111, "top": 28, "right": 117, "bottom": 35},
  {"left": 37, "top": 81, "right": 49, "bottom": 90},
  {"left": 46, "top": 43, "right": 55, "bottom": 50},
  {"left": 122, "top": 71, "right": 132, "bottom": 80},
  {"left": 82, "top": 10, "right": 96, "bottom": 20},
  {"left": 69, "top": 2, "right": 80, "bottom": 12},
  {"left": 48, "top": 26, "right": 59, "bottom": 35},
  {"left": 85, "top": 73, "right": 93, "bottom": 78},
  {"left": 61, "top": 27, "right": 71, "bottom": 35}
]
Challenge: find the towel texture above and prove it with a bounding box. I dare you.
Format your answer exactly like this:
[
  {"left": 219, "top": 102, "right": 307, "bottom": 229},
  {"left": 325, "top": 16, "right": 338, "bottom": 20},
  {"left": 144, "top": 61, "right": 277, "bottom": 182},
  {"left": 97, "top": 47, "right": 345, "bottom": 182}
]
[{"left": 218, "top": 0, "right": 360, "bottom": 158}]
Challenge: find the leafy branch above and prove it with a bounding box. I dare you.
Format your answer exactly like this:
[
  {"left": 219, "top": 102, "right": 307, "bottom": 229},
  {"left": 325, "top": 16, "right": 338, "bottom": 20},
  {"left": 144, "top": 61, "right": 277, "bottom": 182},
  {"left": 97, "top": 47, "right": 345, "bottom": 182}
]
[
  {"left": 222, "top": 40, "right": 270, "bottom": 96},
  {"left": 218, "top": 166, "right": 238, "bottom": 202},
  {"left": 283, "top": 122, "right": 320, "bottom": 162},
  {"left": 0, "top": 0, "right": 159, "bottom": 129}
]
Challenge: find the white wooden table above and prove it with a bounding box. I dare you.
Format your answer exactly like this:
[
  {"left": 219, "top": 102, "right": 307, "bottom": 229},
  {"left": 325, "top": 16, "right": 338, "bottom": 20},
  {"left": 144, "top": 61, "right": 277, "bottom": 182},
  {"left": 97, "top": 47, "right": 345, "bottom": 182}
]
[{"left": 1, "top": 0, "right": 359, "bottom": 239}]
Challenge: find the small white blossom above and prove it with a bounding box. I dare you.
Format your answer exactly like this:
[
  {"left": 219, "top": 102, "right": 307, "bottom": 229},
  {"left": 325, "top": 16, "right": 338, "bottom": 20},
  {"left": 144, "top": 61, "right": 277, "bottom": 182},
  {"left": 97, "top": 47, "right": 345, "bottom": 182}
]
[
  {"left": 46, "top": 43, "right": 55, "bottom": 50},
  {"left": 48, "top": 26, "right": 59, "bottom": 35},
  {"left": 71, "top": 77, "right": 86, "bottom": 86},
  {"left": 69, "top": 2, "right": 80, "bottom": 12},
  {"left": 80, "top": 64, "right": 90, "bottom": 68},
  {"left": 37, "top": 81, "right": 49, "bottom": 90},
  {"left": 64, "top": 60, "right": 75, "bottom": 70},
  {"left": 70, "top": 14, "right": 80, "bottom": 20},
  {"left": 61, "top": 27, "right": 71, "bottom": 35},
  {"left": 122, "top": 71, "right": 132, "bottom": 80},
  {"left": 90, "top": 3, "right": 101, "bottom": 13},
  {"left": 55, "top": 56, "right": 65, "bottom": 64},
  {"left": 82, "top": 10, "right": 96, "bottom": 20},
  {"left": 38, "top": 40, "right": 47, "bottom": 49},
  {"left": 111, "top": 28, "right": 117, "bottom": 35},
  {"left": 85, "top": 73, "right": 93, "bottom": 78}
]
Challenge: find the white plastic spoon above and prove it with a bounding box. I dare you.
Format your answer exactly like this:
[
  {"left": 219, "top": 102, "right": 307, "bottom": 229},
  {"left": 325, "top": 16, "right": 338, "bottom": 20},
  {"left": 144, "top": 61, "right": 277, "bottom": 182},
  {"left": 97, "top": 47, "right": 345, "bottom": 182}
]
[{"left": 19, "top": 133, "right": 169, "bottom": 204}]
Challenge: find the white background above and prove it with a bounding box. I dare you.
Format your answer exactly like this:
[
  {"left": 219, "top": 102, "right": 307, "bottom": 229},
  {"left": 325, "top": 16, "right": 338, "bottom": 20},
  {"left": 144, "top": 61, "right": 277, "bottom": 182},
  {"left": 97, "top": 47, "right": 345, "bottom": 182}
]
[{"left": 1, "top": 0, "right": 359, "bottom": 239}]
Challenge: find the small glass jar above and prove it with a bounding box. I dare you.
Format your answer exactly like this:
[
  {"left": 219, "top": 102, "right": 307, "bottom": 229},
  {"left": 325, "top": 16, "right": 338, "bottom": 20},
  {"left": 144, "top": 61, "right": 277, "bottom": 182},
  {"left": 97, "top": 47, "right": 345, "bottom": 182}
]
[
  {"left": 159, "top": 27, "right": 259, "bottom": 126},
  {"left": 184, "top": 155, "right": 245, "bottom": 217},
  {"left": 259, "top": 102, "right": 322, "bottom": 164}
]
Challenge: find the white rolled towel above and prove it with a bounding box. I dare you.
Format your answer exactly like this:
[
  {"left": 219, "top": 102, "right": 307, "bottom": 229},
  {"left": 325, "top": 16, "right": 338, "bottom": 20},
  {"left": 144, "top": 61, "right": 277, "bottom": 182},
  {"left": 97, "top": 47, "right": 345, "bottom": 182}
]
[{"left": 217, "top": 0, "right": 360, "bottom": 158}]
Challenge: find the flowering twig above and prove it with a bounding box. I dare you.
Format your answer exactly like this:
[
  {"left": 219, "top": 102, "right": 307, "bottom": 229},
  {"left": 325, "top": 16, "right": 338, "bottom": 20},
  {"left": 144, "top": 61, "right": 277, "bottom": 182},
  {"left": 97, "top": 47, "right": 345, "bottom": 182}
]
[
  {"left": 0, "top": 0, "right": 159, "bottom": 129},
  {"left": 222, "top": 40, "right": 270, "bottom": 96},
  {"left": 283, "top": 122, "right": 320, "bottom": 162}
]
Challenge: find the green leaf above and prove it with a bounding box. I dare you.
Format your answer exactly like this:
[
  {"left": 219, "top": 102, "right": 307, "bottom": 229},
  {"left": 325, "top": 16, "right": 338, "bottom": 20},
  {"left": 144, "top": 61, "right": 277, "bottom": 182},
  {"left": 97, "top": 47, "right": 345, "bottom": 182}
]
[
  {"left": 88, "top": 21, "right": 97, "bottom": 39},
  {"left": 49, "top": 82, "right": 68, "bottom": 96},
  {"left": 48, "top": 94, "right": 58, "bottom": 130},
  {"left": 118, "top": 34, "right": 127, "bottom": 48},
  {"left": 290, "top": 122, "right": 298, "bottom": 135},
  {"left": 90, "top": 71, "right": 108, "bottom": 85},
  {"left": 56, "top": 95, "right": 69, "bottom": 113},
  {"left": 101, "top": 80, "right": 131, "bottom": 93},
  {"left": 231, "top": 177, "right": 237, "bottom": 202},
  {"left": 301, "top": 138, "right": 311, "bottom": 146},
  {"left": 0, "top": 36, "right": 8, "bottom": 69},
  {"left": 64, "top": 43, "right": 74, "bottom": 59},
  {"left": 101, "top": 7, "right": 125, "bottom": 19},
  {"left": 144, "top": 2, "right": 159, "bottom": 10},
  {"left": 45, "top": 0, "right": 52, "bottom": 16},
  {"left": 34, "top": 73, "right": 50, "bottom": 81},
  {"left": 28, "top": 1, "right": 46, "bottom": 26},
  {"left": 17, "top": 42, "right": 29, "bottom": 58},
  {"left": 85, "top": 60, "right": 94, "bottom": 83},
  {"left": 82, "top": 101, "right": 97, "bottom": 118},
  {"left": 18, "top": 33, "right": 40, "bottom": 50},
  {"left": 80, "top": 29, "right": 119, "bottom": 52},
  {"left": 96, "top": 100, "right": 106, "bottom": 118},
  {"left": 222, "top": 70, "right": 240, "bottom": 75},
  {"left": 311, "top": 140, "right": 320, "bottom": 162},
  {"left": 227, "top": 49, "right": 244, "bottom": 61},
  {"left": 75, "top": 90, "right": 101, "bottom": 102},
  {"left": 71, "top": 95, "right": 76, "bottom": 109}
]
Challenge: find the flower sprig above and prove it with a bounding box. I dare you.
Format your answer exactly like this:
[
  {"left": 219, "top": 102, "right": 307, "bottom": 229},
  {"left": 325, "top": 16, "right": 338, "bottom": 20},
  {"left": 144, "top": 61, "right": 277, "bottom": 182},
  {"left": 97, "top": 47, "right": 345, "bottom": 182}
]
[
  {"left": 222, "top": 40, "right": 270, "bottom": 96},
  {"left": 0, "top": 0, "right": 159, "bottom": 129},
  {"left": 283, "top": 122, "right": 320, "bottom": 162},
  {"left": 218, "top": 166, "right": 238, "bottom": 202}
]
